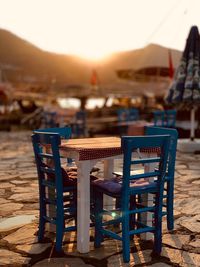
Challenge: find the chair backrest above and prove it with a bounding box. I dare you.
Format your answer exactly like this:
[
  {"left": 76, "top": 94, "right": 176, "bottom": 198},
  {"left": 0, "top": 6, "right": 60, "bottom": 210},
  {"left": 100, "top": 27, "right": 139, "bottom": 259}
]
[
  {"left": 153, "top": 110, "right": 165, "bottom": 127},
  {"left": 121, "top": 135, "right": 170, "bottom": 206},
  {"left": 165, "top": 110, "right": 177, "bottom": 128},
  {"left": 117, "top": 108, "right": 128, "bottom": 122},
  {"left": 128, "top": 108, "right": 139, "bottom": 121},
  {"left": 75, "top": 110, "right": 86, "bottom": 123},
  {"left": 41, "top": 111, "right": 58, "bottom": 128},
  {"left": 71, "top": 110, "right": 86, "bottom": 137},
  {"left": 145, "top": 126, "right": 178, "bottom": 179},
  {"left": 32, "top": 132, "right": 64, "bottom": 199},
  {"left": 33, "top": 127, "right": 72, "bottom": 139},
  {"left": 33, "top": 127, "right": 73, "bottom": 165}
]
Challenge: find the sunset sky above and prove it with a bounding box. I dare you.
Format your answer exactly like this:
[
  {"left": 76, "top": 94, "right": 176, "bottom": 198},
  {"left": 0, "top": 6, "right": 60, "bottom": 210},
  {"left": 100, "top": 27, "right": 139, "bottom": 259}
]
[{"left": 0, "top": 0, "right": 199, "bottom": 60}]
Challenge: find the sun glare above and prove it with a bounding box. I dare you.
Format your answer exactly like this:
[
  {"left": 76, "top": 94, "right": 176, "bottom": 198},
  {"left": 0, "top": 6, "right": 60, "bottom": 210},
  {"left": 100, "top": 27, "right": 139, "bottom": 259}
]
[
  {"left": 73, "top": 49, "right": 113, "bottom": 61},
  {"left": 1, "top": 0, "right": 200, "bottom": 59}
]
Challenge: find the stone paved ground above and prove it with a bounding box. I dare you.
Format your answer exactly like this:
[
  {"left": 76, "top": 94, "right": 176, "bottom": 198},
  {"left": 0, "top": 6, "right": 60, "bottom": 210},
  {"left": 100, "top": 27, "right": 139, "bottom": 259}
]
[{"left": 1, "top": 131, "right": 200, "bottom": 266}]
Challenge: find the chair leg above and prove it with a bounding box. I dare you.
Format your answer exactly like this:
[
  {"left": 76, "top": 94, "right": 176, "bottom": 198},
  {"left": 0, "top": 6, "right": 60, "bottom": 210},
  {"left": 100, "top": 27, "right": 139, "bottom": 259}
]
[
  {"left": 122, "top": 210, "right": 130, "bottom": 263},
  {"left": 55, "top": 216, "right": 64, "bottom": 252},
  {"left": 153, "top": 195, "right": 162, "bottom": 255},
  {"left": 94, "top": 191, "right": 103, "bottom": 248},
  {"left": 167, "top": 180, "right": 174, "bottom": 230},
  {"left": 153, "top": 221, "right": 162, "bottom": 255},
  {"left": 38, "top": 213, "right": 46, "bottom": 241},
  {"left": 38, "top": 188, "right": 46, "bottom": 241}
]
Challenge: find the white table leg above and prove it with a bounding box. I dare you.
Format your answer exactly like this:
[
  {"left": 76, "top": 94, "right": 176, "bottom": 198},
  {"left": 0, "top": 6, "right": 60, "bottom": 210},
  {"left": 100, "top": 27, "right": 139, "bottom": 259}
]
[
  {"left": 140, "top": 153, "right": 156, "bottom": 240},
  {"left": 103, "top": 159, "right": 115, "bottom": 211},
  {"left": 76, "top": 160, "right": 91, "bottom": 253}
]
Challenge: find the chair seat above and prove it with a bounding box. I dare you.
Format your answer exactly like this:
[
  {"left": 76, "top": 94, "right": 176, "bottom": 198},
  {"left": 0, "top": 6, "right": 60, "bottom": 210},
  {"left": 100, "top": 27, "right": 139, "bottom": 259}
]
[
  {"left": 92, "top": 177, "right": 157, "bottom": 197},
  {"left": 43, "top": 163, "right": 98, "bottom": 187}
]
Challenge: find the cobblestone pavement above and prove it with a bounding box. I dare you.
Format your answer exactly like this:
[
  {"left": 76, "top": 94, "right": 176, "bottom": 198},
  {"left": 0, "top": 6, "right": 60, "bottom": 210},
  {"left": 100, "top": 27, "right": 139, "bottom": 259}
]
[{"left": 1, "top": 131, "right": 200, "bottom": 266}]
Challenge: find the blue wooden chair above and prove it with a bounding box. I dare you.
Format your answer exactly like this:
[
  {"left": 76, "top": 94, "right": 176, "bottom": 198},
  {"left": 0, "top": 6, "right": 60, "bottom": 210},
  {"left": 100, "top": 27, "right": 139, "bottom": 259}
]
[
  {"left": 93, "top": 135, "right": 170, "bottom": 263},
  {"left": 128, "top": 108, "right": 139, "bottom": 121},
  {"left": 71, "top": 110, "right": 87, "bottom": 137},
  {"left": 153, "top": 110, "right": 165, "bottom": 127},
  {"left": 145, "top": 126, "right": 178, "bottom": 230},
  {"left": 32, "top": 132, "right": 77, "bottom": 252},
  {"left": 117, "top": 108, "right": 129, "bottom": 135},
  {"left": 165, "top": 110, "right": 177, "bottom": 128},
  {"left": 117, "top": 108, "right": 129, "bottom": 122},
  {"left": 41, "top": 111, "right": 58, "bottom": 128}
]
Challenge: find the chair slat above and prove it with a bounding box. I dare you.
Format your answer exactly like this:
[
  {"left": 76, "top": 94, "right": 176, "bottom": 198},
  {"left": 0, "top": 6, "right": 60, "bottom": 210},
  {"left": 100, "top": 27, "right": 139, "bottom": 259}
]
[
  {"left": 131, "top": 157, "right": 161, "bottom": 165},
  {"left": 130, "top": 171, "right": 161, "bottom": 180}
]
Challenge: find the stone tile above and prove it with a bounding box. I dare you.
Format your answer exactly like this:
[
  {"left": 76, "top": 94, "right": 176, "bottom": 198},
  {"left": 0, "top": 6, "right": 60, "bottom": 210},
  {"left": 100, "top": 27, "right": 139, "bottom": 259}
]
[
  {"left": 161, "top": 247, "right": 182, "bottom": 265},
  {"left": 0, "top": 182, "right": 15, "bottom": 188},
  {"left": 162, "top": 234, "right": 190, "bottom": 249},
  {"left": 13, "top": 209, "right": 39, "bottom": 216},
  {"left": 19, "top": 173, "right": 37, "bottom": 179},
  {"left": 188, "top": 163, "right": 200, "bottom": 170},
  {"left": 179, "top": 215, "right": 200, "bottom": 233},
  {"left": 180, "top": 200, "right": 200, "bottom": 215},
  {"left": 3, "top": 223, "right": 38, "bottom": 245},
  {"left": 0, "top": 174, "right": 20, "bottom": 181},
  {"left": 149, "top": 264, "right": 171, "bottom": 267},
  {"left": 188, "top": 191, "right": 200, "bottom": 197},
  {"left": 16, "top": 242, "right": 51, "bottom": 254},
  {"left": 17, "top": 162, "right": 35, "bottom": 168},
  {"left": 0, "top": 203, "right": 23, "bottom": 216},
  {"left": 0, "top": 215, "right": 36, "bottom": 232},
  {"left": 32, "top": 258, "right": 94, "bottom": 267},
  {"left": 0, "top": 188, "right": 5, "bottom": 196},
  {"left": 63, "top": 239, "right": 123, "bottom": 259},
  {"left": 9, "top": 192, "right": 38, "bottom": 203},
  {"left": 10, "top": 179, "right": 29, "bottom": 185},
  {"left": 188, "top": 238, "right": 200, "bottom": 249},
  {"left": 0, "top": 198, "right": 11, "bottom": 204},
  {"left": 0, "top": 249, "right": 31, "bottom": 266},
  {"left": 192, "top": 180, "right": 200, "bottom": 185},
  {"left": 177, "top": 169, "right": 200, "bottom": 179},
  {"left": 181, "top": 251, "right": 200, "bottom": 266},
  {"left": 11, "top": 187, "right": 34, "bottom": 193},
  {"left": 108, "top": 249, "right": 152, "bottom": 267}
]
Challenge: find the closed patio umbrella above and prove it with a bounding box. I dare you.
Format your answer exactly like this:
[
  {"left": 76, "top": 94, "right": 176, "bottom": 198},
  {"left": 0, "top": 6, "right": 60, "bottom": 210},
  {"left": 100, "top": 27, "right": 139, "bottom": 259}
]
[{"left": 166, "top": 25, "right": 200, "bottom": 140}]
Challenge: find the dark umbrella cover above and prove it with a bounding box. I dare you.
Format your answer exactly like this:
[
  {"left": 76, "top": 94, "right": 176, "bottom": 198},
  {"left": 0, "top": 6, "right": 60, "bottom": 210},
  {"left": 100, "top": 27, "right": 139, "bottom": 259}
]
[{"left": 166, "top": 25, "right": 200, "bottom": 106}]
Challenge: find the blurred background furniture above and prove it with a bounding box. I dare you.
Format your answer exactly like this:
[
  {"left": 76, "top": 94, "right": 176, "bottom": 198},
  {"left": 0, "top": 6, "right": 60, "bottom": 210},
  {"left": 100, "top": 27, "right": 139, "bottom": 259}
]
[
  {"left": 71, "top": 110, "right": 87, "bottom": 137},
  {"left": 117, "top": 108, "right": 140, "bottom": 135},
  {"left": 153, "top": 110, "right": 165, "bottom": 127},
  {"left": 128, "top": 108, "right": 139, "bottom": 121},
  {"left": 153, "top": 109, "right": 176, "bottom": 128},
  {"left": 41, "top": 111, "right": 58, "bottom": 128}
]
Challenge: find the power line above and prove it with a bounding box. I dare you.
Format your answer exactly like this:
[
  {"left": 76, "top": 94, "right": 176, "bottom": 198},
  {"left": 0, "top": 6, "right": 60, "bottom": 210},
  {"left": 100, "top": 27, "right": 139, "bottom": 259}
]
[{"left": 145, "top": 0, "right": 184, "bottom": 44}]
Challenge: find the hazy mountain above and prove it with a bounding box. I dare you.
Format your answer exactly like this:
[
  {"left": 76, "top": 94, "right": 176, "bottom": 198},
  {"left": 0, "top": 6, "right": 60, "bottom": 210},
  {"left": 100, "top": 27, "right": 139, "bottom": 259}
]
[{"left": 0, "top": 28, "right": 182, "bottom": 86}]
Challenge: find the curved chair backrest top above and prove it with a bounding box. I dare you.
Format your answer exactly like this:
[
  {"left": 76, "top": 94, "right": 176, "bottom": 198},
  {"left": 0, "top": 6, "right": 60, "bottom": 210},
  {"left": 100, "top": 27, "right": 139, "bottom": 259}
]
[
  {"left": 33, "top": 127, "right": 72, "bottom": 139},
  {"left": 165, "top": 109, "right": 177, "bottom": 128},
  {"left": 128, "top": 108, "right": 139, "bottom": 121},
  {"left": 76, "top": 110, "right": 86, "bottom": 122},
  {"left": 117, "top": 108, "right": 128, "bottom": 122},
  {"left": 153, "top": 110, "right": 165, "bottom": 127}
]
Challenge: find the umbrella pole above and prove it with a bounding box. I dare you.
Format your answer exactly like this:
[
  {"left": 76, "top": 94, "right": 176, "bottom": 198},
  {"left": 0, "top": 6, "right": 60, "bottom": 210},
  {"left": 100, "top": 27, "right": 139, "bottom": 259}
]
[{"left": 190, "top": 108, "right": 195, "bottom": 141}]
